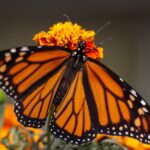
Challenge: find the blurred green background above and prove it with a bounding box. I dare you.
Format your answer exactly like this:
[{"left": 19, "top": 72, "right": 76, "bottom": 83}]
[{"left": 0, "top": 0, "right": 150, "bottom": 102}]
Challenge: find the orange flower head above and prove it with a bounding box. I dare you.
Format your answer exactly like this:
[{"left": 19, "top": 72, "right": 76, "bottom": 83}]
[
  {"left": 33, "top": 22, "right": 104, "bottom": 59},
  {"left": 95, "top": 134, "right": 150, "bottom": 150}
]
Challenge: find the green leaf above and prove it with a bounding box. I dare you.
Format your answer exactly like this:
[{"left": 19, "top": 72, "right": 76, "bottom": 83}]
[
  {"left": 0, "top": 89, "right": 6, "bottom": 104},
  {"left": 0, "top": 104, "right": 4, "bottom": 129}
]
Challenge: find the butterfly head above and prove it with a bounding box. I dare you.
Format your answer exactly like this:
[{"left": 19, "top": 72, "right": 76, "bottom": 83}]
[
  {"left": 77, "top": 40, "right": 86, "bottom": 51},
  {"left": 72, "top": 39, "right": 102, "bottom": 61}
]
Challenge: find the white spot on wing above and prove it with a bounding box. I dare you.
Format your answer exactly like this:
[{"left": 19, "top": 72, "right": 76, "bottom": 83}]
[
  {"left": 20, "top": 47, "right": 29, "bottom": 51},
  {"left": 140, "top": 100, "right": 146, "bottom": 106},
  {"left": 10, "top": 48, "right": 16, "bottom": 53},
  {"left": 119, "top": 77, "right": 124, "bottom": 82},
  {"left": 130, "top": 89, "right": 137, "bottom": 97},
  {"left": 142, "top": 107, "right": 149, "bottom": 113}
]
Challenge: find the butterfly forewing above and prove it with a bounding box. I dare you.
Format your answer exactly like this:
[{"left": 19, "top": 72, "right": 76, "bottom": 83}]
[{"left": 0, "top": 46, "right": 70, "bottom": 100}]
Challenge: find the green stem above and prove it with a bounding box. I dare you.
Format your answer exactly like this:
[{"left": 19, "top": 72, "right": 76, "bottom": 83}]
[
  {"left": 37, "top": 134, "right": 47, "bottom": 144},
  {"left": 47, "top": 105, "right": 54, "bottom": 150}
]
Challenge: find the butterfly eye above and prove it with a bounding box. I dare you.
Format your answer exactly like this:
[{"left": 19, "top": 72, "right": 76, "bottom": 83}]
[{"left": 78, "top": 41, "right": 86, "bottom": 50}]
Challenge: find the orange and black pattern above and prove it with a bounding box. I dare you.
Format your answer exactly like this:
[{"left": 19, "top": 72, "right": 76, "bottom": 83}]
[
  {"left": 49, "top": 57, "right": 150, "bottom": 144},
  {"left": 50, "top": 71, "right": 96, "bottom": 144},
  {"left": 0, "top": 45, "right": 150, "bottom": 145},
  {"left": 84, "top": 59, "right": 150, "bottom": 144},
  {"left": 0, "top": 46, "right": 70, "bottom": 127}
]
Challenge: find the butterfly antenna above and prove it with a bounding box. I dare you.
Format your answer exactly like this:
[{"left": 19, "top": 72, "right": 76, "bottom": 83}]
[
  {"left": 97, "top": 36, "right": 112, "bottom": 46},
  {"left": 95, "top": 21, "right": 111, "bottom": 35},
  {"left": 63, "top": 14, "right": 71, "bottom": 22},
  {"left": 63, "top": 14, "right": 79, "bottom": 37}
]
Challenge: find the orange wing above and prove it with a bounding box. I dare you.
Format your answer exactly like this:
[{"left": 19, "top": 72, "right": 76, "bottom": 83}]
[
  {"left": 0, "top": 46, "right": 70, "bottom": 100},
  {"left": 15, "top": 64, "right": 67, "bottom": 127},
  {"left": 84, "top": 59, "right": 150, "bottom": 144},
  {"left": 0, "top": 46, "right": 71, "bottom": 127},
  {"left": 49, "top": 70, "right": 96, "bottom": 145}
]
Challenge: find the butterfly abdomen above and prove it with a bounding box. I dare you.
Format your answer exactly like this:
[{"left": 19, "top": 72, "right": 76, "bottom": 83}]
[{"left": 53, "top": 59, "right": 83, "bottom": 106}]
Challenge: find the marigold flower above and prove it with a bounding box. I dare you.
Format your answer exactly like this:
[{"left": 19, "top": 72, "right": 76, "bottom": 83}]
[
  {"left": 95, "top": 134, "right": 150, "bottom": 150},
  {"left": 0, "top": 104, "right": 44, "bottom": 150},
  {"left": 33, "top": 22, "right": 103, "bottom": 59}
]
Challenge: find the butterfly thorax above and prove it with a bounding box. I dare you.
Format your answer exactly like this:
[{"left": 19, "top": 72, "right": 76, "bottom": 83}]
[
  {"left": 72, "top": 40, "right": 96, "bottom": 68},
  {"left": 53, "top": 58, "right": 82, "bottom": 105},
  {"left": 72, "top": 40, "right": 86, "bottom": 67},
  {"left": 53, "top": 41, "right": 88, "bottom": 105}
]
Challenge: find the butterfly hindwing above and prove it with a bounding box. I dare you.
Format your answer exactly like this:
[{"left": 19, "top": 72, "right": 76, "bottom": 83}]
[
  {"left": 84, "top": 58, "right": 150, "bottom": 144},
  {"left": 15, "top": 64, "right": 67, "bottom": 127},
  {"left": 49, "top": 70, "right": 96, "bottom": 145}
]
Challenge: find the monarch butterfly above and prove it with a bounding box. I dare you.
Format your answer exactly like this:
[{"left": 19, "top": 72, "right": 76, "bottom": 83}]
[{"left": 0, "top": 22, "right": 150, "bottom": 145}]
